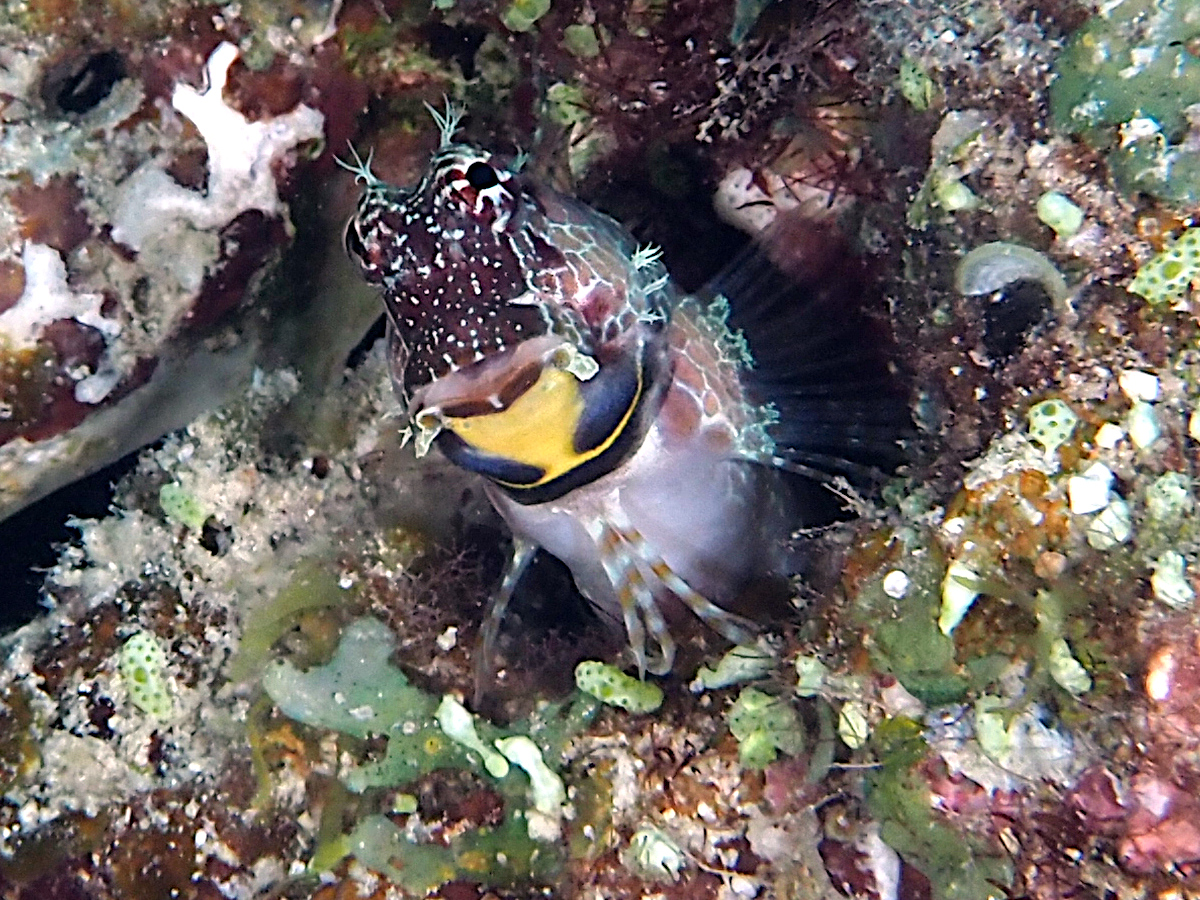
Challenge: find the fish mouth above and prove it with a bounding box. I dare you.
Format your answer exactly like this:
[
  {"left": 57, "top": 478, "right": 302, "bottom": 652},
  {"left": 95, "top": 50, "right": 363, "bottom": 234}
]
[
  {"left": 409, "top": 335, "right": 569, "bottom": 425},
  {"left": 409, "top": 334, "right": 665, "bottom": 504}
]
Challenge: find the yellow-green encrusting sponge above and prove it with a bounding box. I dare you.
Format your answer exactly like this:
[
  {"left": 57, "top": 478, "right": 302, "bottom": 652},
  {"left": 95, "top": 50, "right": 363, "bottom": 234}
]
[
  {"left": 120, "top": 631, "right": 173, "bottom": 719},
  {"left": 1129, "top": 228, "right": 1200, "bottom": 305},
  {"left": 574, "top": 661, "right": 663, "bottom": 713},
  {"left": 1027, "top": 399, "right": 1078, "bottom": 453}
]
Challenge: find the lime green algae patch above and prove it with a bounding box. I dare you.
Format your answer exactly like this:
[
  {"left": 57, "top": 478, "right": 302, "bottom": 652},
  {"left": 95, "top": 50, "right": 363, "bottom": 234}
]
[
  {"left": 1035, "top": 191, "right": 1084, "bottom": 238},
  {"left": 261, "top": 616, "right": 596, "bottom": 893},
  {"left": 158, "top": 482, "right": 207, "bottom": 530},
  {"left": 1050, "top": 0, "right": 1200, "bottom": 206}
]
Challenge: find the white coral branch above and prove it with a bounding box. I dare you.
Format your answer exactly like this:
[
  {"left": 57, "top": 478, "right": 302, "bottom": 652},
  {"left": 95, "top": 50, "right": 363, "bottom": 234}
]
[{"left": 111, "top": 42, "right": 325, "bottom": 251}]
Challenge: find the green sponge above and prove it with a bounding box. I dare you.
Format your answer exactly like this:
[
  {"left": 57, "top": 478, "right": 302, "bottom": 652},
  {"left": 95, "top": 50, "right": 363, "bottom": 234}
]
[
  {"left": 1129, "top": 228, "right": 1200, "bottom": 304},
  {"left": 120, "top": 632, "right": 173, "bottom": 719},
  {"left": 574, "top": 661, "right": 663, "bottom": 713},
  {"left": 1050, "top": 0, "right": 1200, "bottom": 206}
]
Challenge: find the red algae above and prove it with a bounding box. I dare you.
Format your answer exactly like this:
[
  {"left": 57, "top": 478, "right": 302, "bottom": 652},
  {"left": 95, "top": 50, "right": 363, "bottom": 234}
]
[
  {"left": 0, "top": 260, "right": 26, "bottom": 315},
  {"left": 11, "top": 177, "right": 92, "bottom": 255}
]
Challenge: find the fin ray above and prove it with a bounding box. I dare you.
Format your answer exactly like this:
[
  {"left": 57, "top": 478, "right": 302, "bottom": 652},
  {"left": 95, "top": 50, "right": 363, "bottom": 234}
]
[{"left": 701, "top": 215, "right": 912, "bottom": 486}]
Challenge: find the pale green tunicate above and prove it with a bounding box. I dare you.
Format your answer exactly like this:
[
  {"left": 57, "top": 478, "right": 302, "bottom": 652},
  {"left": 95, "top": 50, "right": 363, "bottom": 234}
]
[
  {"left": 1036, "top": 191, "right": 1084, "bottom": 238},
  {"left": 120, "top": 631, "right": 173, "bottom": 719}
]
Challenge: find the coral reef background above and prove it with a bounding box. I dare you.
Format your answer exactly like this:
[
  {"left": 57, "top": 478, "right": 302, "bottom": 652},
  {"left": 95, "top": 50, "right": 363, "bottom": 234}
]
[{"left": 0, "top": 0, "right": 1198, "bottom": 898}]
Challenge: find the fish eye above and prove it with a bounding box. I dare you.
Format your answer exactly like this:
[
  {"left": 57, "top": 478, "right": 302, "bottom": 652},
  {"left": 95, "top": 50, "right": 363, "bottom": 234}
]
[{"left": 466, "top": 161, "right": 500, "bottom": 190}]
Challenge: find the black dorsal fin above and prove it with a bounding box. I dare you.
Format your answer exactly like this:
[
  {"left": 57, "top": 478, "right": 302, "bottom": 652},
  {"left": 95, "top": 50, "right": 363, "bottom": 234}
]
[{"left": 700, "top": 213, "right": 913, "bottom": 487}]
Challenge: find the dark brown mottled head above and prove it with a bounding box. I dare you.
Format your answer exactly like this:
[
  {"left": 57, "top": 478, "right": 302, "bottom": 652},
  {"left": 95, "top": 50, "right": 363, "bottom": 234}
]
[{"left": 343, "top": 128, "right": 572, "bottom": 397}]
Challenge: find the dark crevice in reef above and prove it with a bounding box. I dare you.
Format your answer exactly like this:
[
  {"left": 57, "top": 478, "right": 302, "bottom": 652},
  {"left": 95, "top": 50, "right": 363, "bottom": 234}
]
[
  {"left": 0, "top": 451, "right": 142, "bottom": 633},
  {"left": 345, "top": 314, "right": 386, "bottom": 371},
  {"left": 588, "top": 143, "right": 750, "bottom": 293},
  {"left": 423, "top": 22, "right": 489, "bottom": 80},
  {"left": 41, "top": 49, "right": 126, "bottom": 115}
]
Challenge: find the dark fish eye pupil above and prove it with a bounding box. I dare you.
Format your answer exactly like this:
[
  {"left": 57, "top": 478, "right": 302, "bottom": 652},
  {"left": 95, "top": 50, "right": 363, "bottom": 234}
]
[{"left": 466, "top": 161, "right": 500, "bottom": 190}]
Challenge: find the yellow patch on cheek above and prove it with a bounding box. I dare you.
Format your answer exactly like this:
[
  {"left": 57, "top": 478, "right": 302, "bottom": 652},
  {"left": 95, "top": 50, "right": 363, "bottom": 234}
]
[{"left": 444, "top": 367, "right": 587, "bottom": 483}]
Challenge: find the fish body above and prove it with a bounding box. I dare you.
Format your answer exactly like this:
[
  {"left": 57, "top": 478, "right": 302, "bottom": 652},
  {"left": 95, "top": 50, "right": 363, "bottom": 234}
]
[{"left": 344, "top": 108, "right": 885, "bottom": 674}]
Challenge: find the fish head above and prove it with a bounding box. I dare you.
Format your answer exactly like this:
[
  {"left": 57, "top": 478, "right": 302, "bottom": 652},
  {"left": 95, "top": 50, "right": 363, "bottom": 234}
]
[
  {"left": 344, "top": 142, "right": 554, "bottom": 395},
  {"left": 344, "top": 126, "right": 673, "bottom": 502}
]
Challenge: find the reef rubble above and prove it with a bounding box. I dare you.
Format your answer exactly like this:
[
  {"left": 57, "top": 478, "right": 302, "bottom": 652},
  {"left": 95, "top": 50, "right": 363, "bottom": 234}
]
[{"left": 1, "top": 0, "right": 1200, "bottom": 898}]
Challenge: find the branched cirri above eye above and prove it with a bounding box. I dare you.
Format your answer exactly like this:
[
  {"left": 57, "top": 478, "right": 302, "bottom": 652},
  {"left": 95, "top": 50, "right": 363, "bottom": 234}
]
[{"left": 466, "top": 161, "right": 500, "bottom": 190}]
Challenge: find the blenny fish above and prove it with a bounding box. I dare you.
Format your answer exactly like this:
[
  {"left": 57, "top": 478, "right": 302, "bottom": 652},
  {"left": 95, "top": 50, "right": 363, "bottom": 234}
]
[{"left": 343, "top": 105, "right": 905, "bottom": 678}]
